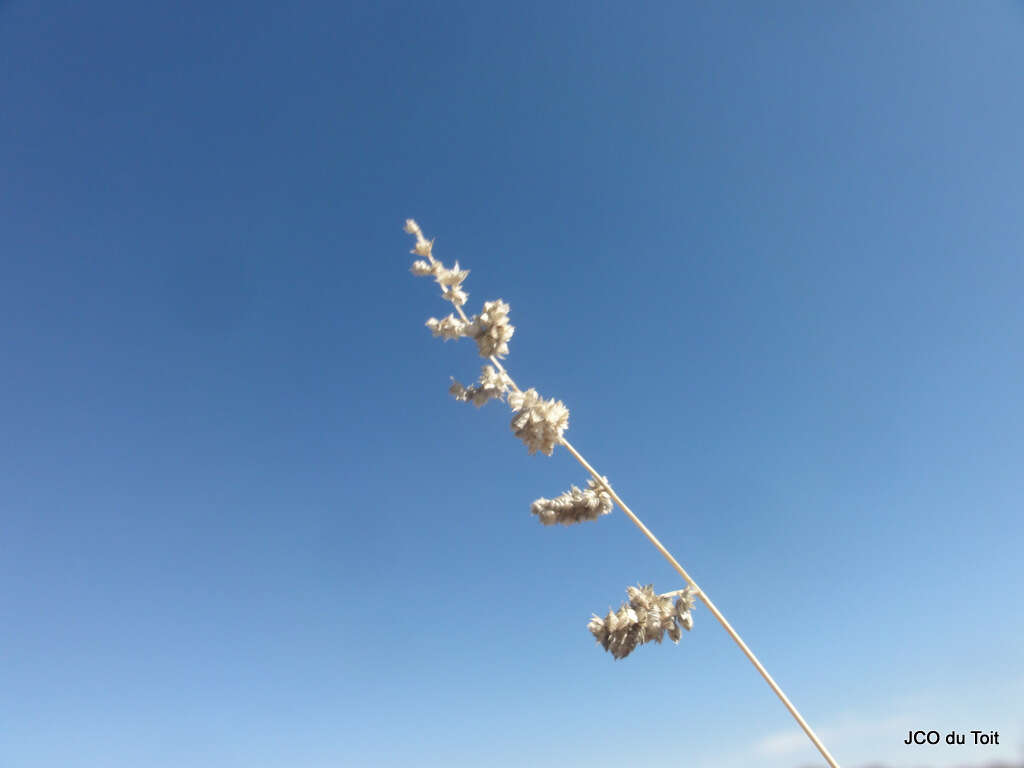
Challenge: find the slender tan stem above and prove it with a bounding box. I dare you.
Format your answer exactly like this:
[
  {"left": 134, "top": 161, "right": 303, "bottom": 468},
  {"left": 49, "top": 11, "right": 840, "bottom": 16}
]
[
  {"left": 425, "top": 239, "right": 839, "bottom": 767},
  {"left": 559, "top": 438, "right": 840, "bottom": 768}
]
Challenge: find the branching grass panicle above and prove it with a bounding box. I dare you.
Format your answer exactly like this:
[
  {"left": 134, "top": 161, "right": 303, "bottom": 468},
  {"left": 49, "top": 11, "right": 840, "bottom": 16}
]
[{"left": 404, "top": 219, "right": 842, "bottom": 768}]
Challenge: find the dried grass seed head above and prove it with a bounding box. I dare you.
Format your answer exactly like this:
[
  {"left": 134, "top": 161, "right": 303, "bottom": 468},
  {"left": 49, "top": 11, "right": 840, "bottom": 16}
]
[
  {"left": 449, "top": 365, "right": 512, "bottom": 407},
  {"left": 675, "top": 586, "right": 697, "bottom": 617},
  {"left": 406, "top": 220, "right": 469, "bottom": 307},
  {"left": 508, "top": 388, "right": 569, "bottom": 456},
  {"left": 531, "top": 476, "right": 612, "bottom": 525},
  {"left": 425, "top": 314, "right": 469, "bottom": 341},
  {"left": 465, "top": 299, "right": 514, "bottom": 359},
  {"left": 588, "top": 584, "right": 697, "bottom": 659}
]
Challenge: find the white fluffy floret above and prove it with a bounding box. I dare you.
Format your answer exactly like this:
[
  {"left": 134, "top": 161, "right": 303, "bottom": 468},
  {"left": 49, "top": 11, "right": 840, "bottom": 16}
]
[
  {"left": 406, "top": 219, "right": 470, "bottom": 307},
  {"left": 508, "top": 387, "right": 569, "bottom": 456},
  {"left": 588, "top": 585, "right": 696, "bottom": 660},
  {"left": 410, "top": 259, "right": 435, "bottom": 276},
  {"left": 425, "top": 314, "right": 469, "bottom": 341},
  {"left": 531, "top": 476, "right": 612, "bottom": 525},
  {"left": 449, "top": 365, "right": 512, "bottom": 408},
  {"left": 464, "top": 299, "right": 514, "bottom": 359}
]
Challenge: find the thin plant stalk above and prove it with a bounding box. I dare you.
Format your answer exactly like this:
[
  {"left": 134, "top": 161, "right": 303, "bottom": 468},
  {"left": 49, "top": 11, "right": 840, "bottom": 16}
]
[
  {"left": 411, "top": 223, "right": 840, "bottom": 768},
  {"left": 561, "top": 438, "right": 840, "bottom": 768},
  {"left": 445, "top": 304, "right": 839, "bottom": 768}
]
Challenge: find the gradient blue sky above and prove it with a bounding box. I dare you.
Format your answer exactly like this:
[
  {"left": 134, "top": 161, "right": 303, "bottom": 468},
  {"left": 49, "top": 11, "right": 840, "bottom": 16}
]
[{"left": 3, "top": 3, "right": 1023, "bottom": 767}]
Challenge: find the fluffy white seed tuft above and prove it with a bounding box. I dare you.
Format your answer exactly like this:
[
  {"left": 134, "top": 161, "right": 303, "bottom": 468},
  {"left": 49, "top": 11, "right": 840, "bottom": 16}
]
[
  {"left": 425, "top": 314, "right": 470, "bottom": 341},
  {"left": 675, "top": 587, "right": 697, "bottom": 617},
  {"left": 508, "top": 388, "right": 569, "bottom": 456},
  {"left": 405, "top": 220, "right": 470, "bottom": 307},
  {"left": 588, "top": 585, "right": 697, "bottom": 659},
  {"left": 450, "top": 365, "right": 512, "bottom": 407},
  {"left": 531, "top": 476, "right": 612, "bottom": 525},
  {"left": 411, "top": 259, "right": 435, "bottom": 276},
  {"left": 464, "top": 299, "right": 514, "bottom": 359}
]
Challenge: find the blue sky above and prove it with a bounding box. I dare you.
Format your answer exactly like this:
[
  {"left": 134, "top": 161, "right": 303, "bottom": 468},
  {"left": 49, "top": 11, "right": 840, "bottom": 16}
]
[{"left": 2, "top": 2, "right": 1023, "bottom": 767}]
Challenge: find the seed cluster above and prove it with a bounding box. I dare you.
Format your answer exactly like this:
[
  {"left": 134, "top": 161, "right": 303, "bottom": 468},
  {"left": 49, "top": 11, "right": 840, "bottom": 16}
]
[
  {"left": 587, "top": 585, "right": 696, "bottom": 660},
  {"left": 408, "top": 220, "right": 699, "bottom": 663},
  {"left": 425, "top": 313, "right": 469, "bottom": 341},
  {"left": 464, "top": 300, "right": 514, "bottom": 359},
  {"left": 450, "top": 365, "right": 512, "bottom": 408},
  {"left": 531, "top": 477, "right": 613, "bottom": 525},
  {"left": 407, "top": 219, "right": 469, "bottom": 307},
  {"left": 508, "top": 388, "right": 570, "bottom": 456}
]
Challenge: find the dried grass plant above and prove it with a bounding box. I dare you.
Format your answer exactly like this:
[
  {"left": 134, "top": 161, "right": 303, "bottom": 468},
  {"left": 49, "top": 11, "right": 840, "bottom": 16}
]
[{"left": 404, "top": 219, "right": 841, "bottom": 768}]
